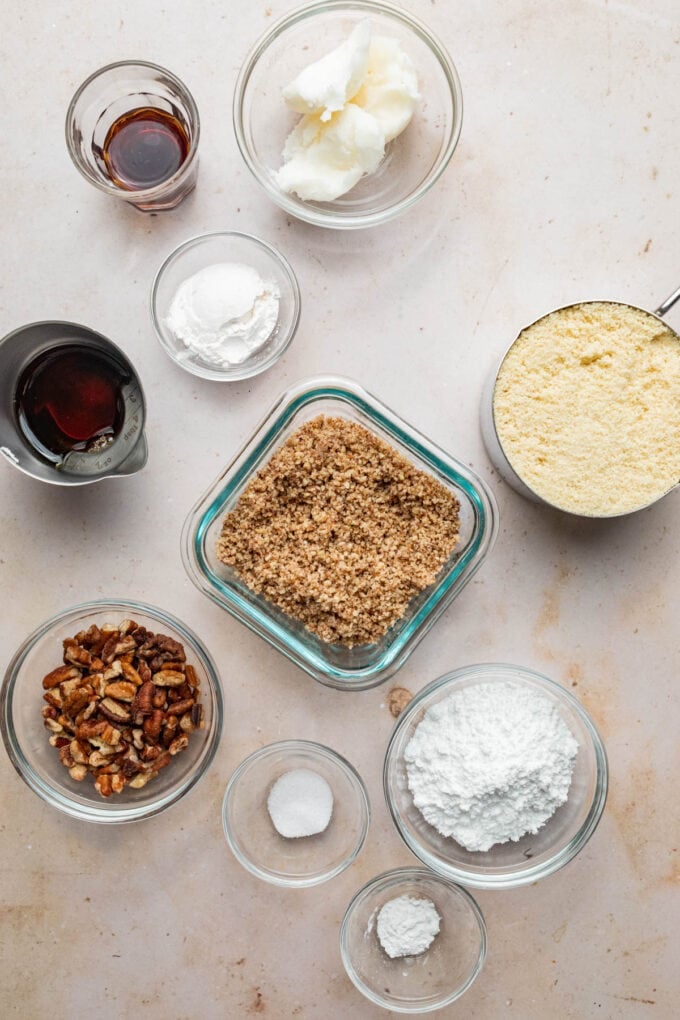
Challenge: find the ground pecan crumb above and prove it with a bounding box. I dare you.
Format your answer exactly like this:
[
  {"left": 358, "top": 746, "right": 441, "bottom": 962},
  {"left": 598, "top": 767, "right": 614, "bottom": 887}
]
[
  {"left": 216, "top": 416, "right": 461, "bottom": 647},
  {"left": 387, "top": 687, "right": 414, "bottom": 718}
]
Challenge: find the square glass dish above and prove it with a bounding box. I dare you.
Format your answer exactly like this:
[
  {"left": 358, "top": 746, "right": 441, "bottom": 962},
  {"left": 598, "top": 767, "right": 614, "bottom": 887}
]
[{"left": 181, "top": 376, "right": 498, "bottom": 690}]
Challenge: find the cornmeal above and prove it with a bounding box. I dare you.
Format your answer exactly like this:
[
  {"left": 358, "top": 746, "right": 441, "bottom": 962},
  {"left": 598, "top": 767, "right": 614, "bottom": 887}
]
[{"left": 493, "top": 301, "right": 680, "bottom": 516}]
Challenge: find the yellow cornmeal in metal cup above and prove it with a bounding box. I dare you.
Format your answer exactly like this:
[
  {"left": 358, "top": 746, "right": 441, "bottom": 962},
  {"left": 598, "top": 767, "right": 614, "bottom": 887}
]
[{"left": 493, "top": 301, "right": 680, "bottom": 516}]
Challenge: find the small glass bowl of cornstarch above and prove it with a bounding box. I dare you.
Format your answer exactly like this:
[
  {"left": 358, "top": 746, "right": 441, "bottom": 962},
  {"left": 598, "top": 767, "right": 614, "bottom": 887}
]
[
  {"left": 340, "top": 867, "right": 486, "bottom": 1013},
  {"left": 384, "top": 664, "right": 608, "bottom": 889},
  {"left": 222, "top": 739, "right": 369, "bottom": 887}
]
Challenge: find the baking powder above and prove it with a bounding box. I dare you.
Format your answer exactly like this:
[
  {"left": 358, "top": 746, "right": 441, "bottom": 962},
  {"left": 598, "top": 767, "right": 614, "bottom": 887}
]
[
  {"left": 166, "top": 261, "right": 280, "bottom": 367},
  {"left": 404, "top": 682, "right": 578, "bottom": 852},
  {"left": 376, "top": 895, "right": 440, "bottom": 958}
]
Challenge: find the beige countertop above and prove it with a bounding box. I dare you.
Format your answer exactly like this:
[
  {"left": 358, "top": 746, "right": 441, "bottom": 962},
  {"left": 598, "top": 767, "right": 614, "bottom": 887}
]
[{"left": 1, "top": 1, "right": 679, "bottom": 1017}]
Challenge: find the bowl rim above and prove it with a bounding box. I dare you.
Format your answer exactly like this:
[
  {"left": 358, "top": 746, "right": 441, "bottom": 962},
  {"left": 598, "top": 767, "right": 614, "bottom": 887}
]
[
  {"left": 339, "top": 865, "right": 487, "bottom": 1013},
  {"left": 221, "top": 738, "right": 371, "bottom": 887},
  {"left": 384, "top": 662, "right": 609, "bottom": 889},
  {"left": 150, "top": 230, "right": 302, "bottom": 381},
  {"left": 65, "top": 58, "right": 201, "bottom": 201},
  {"left": 181, "top": 374, "right": 498, "bottom": 690},
  {"left": 1, "top": 598, "right": 224, "bottom": 824},
  {"left": 232, "top": 0, "right": 464, "bottom": 230}
]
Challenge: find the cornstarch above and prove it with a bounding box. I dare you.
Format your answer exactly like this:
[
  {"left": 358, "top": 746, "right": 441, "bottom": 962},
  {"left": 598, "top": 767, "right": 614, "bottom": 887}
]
[
  {"left": 404, "top": 682, "right": 578, "bottom": 852},
  {"left": 376, "top": 895, "right": 440, "bottom": 959}
]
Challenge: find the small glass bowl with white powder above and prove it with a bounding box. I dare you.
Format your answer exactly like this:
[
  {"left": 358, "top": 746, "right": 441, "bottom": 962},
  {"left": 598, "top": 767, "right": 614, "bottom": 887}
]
[
  {"left": 384, "top": 664, "right": 608, "bottom": 889},
  {"left": 340, "top": 867, "right": 486, "bottom": 1013},
  {"left": 151, "top": 231, "right": 301, "bottom": 380},
  {"left": 222, "top": 739, "right": 369, "bottom": 887}
]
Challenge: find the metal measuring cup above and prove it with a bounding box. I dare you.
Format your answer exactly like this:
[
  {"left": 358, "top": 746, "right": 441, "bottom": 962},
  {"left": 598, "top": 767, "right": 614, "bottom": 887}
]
[
  {"left": 0, "top": 321, "right": 147, "bottom": 485},
  {"left": 481, "top": 285, "right": 680, "bottom": 516}
]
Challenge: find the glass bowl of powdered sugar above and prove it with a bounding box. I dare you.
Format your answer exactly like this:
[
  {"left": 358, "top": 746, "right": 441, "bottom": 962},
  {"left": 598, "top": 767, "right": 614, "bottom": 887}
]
[
  {"left": 384, "top": 663, "right": 608, "bottom": 890},
  {"left": 340, "top": 867, "right": 486, "bottom": 1012},
  {"left": 222, "top": 739, "right": 370, "bottom": 887},
  {"left": 151, "top": 231, "right": 301, "bottom": 381}
]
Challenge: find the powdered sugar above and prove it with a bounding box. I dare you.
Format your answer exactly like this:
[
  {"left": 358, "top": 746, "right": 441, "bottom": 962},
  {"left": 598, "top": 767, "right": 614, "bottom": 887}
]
[
  {"left": 404, "top": 681, "right": 578, "bottom": 852},
  {"left": 376, "top": 895, "right": 440, "bottom": 958}
]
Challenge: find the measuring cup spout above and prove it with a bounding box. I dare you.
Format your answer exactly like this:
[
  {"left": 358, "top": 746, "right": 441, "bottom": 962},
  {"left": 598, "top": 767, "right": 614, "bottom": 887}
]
[{"left": 111, "top": 434, "right": 148, "bottom": 477}]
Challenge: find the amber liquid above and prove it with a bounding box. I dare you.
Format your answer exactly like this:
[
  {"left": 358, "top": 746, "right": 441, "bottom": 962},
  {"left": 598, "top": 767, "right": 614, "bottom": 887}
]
[
  {"left": 101, "top": 107, "right": 190, "bottom": 191},
  {"left": 15, "top": 345, "right": 129, "bottom": 464}
]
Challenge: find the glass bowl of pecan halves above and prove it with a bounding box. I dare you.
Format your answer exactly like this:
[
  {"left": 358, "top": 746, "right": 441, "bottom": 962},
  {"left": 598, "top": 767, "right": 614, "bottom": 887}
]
[{"left": 0, "top": 599, "right": 223, "bottom": 823}]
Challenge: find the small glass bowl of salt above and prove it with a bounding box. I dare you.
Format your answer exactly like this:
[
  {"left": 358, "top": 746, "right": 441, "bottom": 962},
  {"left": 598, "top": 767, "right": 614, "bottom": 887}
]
[
  {"left": 222, "top": 739, "right": 370, "bottom": 887},
  {"left": 151, "top": 231, "right": 301, "bottom": 381},
  {"left": 340, "top": 867, "right": 486, "bottom": 1013}
]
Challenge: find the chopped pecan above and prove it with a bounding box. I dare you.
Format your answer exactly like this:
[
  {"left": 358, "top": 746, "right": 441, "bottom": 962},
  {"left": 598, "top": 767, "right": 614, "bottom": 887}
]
[
  {"left": 70, "top": 739, "right": 90, "bottom": 764},
  {"left": 95, "top": 773, "right": 113, "bottom": 797},
  {"left": 61, "top": 688, "right": 92, "bottom": 718},
  {"left": 151, "top": 670, "right": 186, "bottom": 688},
  {"left": 168, "top": 734, "right": 189, "bottom": 756},
  {"left": 104, "top": 680, "right": 137, "bottom": 702},
  {"left": 152, "top": 687, "right": 167, "bottom": 709},
  {"left": 99, "top": 697, "right": 131, "bottom": 725},
  {"left": 120, "top": 661, "right": 144, "bottom": 687},
  {"left": 59, "top": 745, "right": 75, "bottom": 768},
  {"left": 132, "top": 680, "right": 155, "bottom": 719},
  {"left": 101, "top": 633, "right": 137, "bottom": 663},
  {"left": 143, "top": 709, "right": 164, "bottom": 744},
  {"left": 64, "top": 645, "right": 102, "bottom": 670},
  {"left": 42, "top": 689, "right": 63, "bottom": 709},
  {"left": 43, "top": 619, "right": 202, "bottom": 797},
  {"left": 162, "top": 716, "right": 179, "bottom": 747},
  {"left": 129, "top": 771, "right": 153, "bottom": 789},
  {"left": 49, "top": 735, "right": 70, "bottom": 748},
  {"left": 165, "top": 698, "right": 194, "bottom": 718},
  {"left": 42, "top": 664, "right": 81, "bottom": 689}
]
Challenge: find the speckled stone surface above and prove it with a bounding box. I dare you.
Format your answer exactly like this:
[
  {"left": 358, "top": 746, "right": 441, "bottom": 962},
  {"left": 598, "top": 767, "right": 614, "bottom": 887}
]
[{"left": 1, "top": 1, "right": 679, "bottom": 1017}]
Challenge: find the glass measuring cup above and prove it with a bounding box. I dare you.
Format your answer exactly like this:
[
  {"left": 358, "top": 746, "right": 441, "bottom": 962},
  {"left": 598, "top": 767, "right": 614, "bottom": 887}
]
[{"left": 0, "top": 321, "right": 147, "bottom": 485}]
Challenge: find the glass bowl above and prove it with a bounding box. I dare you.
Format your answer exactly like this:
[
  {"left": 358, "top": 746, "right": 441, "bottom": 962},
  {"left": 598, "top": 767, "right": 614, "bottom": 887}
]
[
  {"left": 181, "top": 376, "right": 498, "bottom": 690},
  {"left": 340, "top": 867, "right": 486, "bottom": 1013},
  {"left": 151, "top": 231, "right": 301, "bottom": 381},
  {"left": 233, "top": 0, "right": 463, "bottom": 229},
  {"left": 0, "top": 599, "right": 223, "bottom": 823},
  {"left": 222, "top": 740, "right": 370, "bottom": 887},
  {"left": 384, "top": 663, "right": 608, "bottom": 889},
  {"left": 65, "top": 60, "right": 200, "bottom": 212}
]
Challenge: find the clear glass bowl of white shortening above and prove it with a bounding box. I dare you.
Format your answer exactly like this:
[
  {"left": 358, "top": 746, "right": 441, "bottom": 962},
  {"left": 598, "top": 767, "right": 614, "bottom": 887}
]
[
  {"left": 384, "top": 663, "right": 608, "bottom": 889},
  {"left": 233, "top": 0, "right": 463, "bottom": 229}
]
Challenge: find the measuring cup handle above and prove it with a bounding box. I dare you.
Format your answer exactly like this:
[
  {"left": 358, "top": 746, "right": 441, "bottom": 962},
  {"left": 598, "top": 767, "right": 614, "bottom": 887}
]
[{"left": 654, "top": 285, "right": 680, "bottom": 317}]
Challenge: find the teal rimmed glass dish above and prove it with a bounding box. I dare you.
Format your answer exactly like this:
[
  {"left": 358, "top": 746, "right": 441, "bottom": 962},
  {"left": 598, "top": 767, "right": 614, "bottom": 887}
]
[{"left": 181, "top": 376, "right": 497, "bottom": 690}]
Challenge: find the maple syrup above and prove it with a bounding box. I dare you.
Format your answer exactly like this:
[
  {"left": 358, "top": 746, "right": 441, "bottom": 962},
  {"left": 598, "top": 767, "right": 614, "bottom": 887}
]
[
  {"left": 14, "top": 345, "right": 129, "bottom": 464},
  {"left": 101, "top": 107, "right": 190, "bottom": 191}
]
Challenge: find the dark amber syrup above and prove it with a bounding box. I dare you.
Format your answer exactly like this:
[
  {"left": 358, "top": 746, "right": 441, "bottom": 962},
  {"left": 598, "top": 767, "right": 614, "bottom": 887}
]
[
  {"left": 102, "top": 107, "right": 190, "bottom": 191},
  {"left": 14, "top": 345, "right": 129, "bottom": 464}
]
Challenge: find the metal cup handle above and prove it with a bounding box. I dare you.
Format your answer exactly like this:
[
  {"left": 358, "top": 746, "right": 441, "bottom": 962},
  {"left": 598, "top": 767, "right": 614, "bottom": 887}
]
[{"left": 654, "top": 285, "right": 680, "bottom": 318}]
